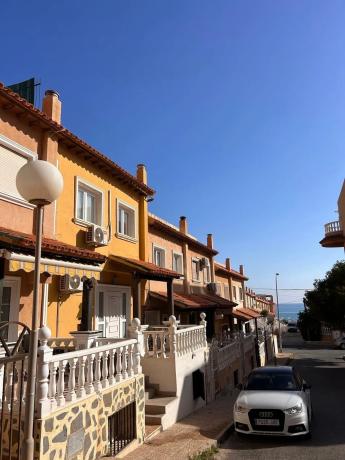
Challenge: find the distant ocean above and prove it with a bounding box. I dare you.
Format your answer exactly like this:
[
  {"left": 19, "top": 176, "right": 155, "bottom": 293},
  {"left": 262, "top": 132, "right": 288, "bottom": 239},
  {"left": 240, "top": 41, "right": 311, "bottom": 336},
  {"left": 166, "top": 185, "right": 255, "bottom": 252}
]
[{"left": 278, "top": 303, "right": 304, "bottom": 322}]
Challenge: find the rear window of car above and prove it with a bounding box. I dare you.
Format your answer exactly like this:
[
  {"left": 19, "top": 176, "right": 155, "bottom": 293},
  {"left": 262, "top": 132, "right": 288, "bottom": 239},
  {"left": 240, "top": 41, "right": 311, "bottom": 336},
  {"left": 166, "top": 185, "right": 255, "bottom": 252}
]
[{"left": 245, "top": 371, "right": 299, "bottom": 391}]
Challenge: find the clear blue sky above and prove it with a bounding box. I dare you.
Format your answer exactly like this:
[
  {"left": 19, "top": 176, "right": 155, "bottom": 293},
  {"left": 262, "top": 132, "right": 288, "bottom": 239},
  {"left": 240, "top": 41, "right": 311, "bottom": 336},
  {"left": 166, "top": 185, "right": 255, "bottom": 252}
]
[{"left": 2, "top": 1, "right": 344, "bottom": 303}]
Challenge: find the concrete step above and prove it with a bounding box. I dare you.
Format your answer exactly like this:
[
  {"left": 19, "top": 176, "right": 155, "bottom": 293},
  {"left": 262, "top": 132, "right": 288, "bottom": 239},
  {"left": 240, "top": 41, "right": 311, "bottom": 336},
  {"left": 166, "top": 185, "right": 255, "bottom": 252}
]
[
  {"left": 144, "top": 424, "right": 162, "bottom": 442},
  {"left": 145, "top": 386, "right": 156, "bottom": 400},
  {"left": 145, "top": 414, "right": 165, "bottom": 426},
  {"left": 145, "top": 396, "right": 177, "bottom": 415}
]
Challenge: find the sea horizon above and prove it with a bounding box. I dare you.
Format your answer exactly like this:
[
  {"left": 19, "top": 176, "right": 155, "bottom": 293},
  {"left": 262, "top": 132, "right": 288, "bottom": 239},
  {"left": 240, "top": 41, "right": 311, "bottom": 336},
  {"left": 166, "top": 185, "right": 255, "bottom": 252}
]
[{"left": 278, "top": 303, "right": 304, "bottom": 321}]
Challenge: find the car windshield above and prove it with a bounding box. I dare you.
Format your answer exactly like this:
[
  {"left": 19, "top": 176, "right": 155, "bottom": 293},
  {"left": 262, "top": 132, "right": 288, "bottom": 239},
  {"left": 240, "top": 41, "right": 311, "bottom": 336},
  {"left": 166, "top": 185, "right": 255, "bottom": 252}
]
[{"left": 245, "top": 372, "right": 299, "bottom": 391}]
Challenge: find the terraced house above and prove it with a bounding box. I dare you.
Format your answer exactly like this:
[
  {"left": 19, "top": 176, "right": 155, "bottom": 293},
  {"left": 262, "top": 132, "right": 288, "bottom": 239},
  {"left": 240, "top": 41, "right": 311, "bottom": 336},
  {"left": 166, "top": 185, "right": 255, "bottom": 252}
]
[
  {"left": 0, "top": 82, "right": 275, "bottom": 460},
  {"left": 0, "top": 83, "right": 182, "bottom": 459},
  {"left": 144, "top": 213, "right": 237, "bottom": 337}
]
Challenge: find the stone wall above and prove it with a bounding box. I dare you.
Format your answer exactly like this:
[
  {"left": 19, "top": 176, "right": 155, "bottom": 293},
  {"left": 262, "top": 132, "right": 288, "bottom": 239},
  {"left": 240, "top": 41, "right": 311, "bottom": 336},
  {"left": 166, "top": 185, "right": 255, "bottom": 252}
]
[{"left": 35, "top": 374, "right": 145, "bottom": 460}]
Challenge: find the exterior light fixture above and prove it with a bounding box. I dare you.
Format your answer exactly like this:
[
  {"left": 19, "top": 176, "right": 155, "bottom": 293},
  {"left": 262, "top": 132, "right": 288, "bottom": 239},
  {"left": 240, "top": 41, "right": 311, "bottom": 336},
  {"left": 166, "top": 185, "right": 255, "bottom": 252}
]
[{"left": 16, "top": 159, "right": 63, "bottom": 460}]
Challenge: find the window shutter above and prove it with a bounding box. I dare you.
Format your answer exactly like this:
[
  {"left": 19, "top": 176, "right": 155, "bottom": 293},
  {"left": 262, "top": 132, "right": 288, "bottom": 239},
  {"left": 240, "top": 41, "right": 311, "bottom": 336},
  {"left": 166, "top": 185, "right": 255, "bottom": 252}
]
[{"left": 0, "top": 145, "right": 28, "bottom": 201}]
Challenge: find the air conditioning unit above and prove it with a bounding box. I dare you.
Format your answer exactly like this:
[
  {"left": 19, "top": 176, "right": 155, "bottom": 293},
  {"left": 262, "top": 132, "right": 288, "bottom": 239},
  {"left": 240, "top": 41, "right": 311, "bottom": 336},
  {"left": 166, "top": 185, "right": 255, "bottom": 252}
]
[
  {"left": 207, "top": 282, "right": 217, "bottom": 294},
  {"left": 199, "top": 258, "right": 210, "bottom": 270},
  {"left": 59, "top": 274, "right": 83, "bottom": 292},
  {"left": 86, "top": 224, "right": 108, "bottom": 246}
]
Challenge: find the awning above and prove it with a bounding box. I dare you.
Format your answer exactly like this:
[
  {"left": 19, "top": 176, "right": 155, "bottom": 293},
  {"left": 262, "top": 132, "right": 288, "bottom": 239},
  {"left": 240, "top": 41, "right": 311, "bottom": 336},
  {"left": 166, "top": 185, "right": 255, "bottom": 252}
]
[
  {"left": 2, "top": 250, "right": 102, "bottom": 280},
  {"left": 233, "top": 307, "right": 261, "bottom": 321},
  {"left": 149, "top": 291, "right": 236, "bottom": 310},
  {"left": 108, "top": 255, "right": 181, "bottom": 280}
]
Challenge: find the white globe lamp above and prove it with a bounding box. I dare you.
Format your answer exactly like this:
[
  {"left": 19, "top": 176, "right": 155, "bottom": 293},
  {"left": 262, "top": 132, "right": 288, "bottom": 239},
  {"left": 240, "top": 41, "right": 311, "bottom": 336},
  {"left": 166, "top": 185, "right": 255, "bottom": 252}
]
[{"left": 16, "top": 159, "right": 63, "bottom": 205}]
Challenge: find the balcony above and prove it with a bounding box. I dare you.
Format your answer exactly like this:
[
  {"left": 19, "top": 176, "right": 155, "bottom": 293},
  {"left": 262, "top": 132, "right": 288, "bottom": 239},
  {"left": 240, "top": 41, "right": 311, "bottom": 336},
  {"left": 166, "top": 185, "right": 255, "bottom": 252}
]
[{"left": 320, "top": 221, "right": 345, "bottom": 248}]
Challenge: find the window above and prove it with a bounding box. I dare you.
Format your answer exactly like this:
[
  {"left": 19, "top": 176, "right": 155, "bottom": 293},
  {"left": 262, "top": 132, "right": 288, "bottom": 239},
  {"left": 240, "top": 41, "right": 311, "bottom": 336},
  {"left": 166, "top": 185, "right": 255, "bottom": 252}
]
[
  {"left": 239, "top": 287, "right": 243, "bottom": 301},
  {"left": 192, "top": 259, "right": 200, "bottom": 282},
  {"left": 203, "top": 265, "right": 211, "bottom": 284},
  {"left": 172, "top": 252, "right": 183, "bottom": 274},
  {"left": 153, "top": 246, "right": 165, "bottom": 268},
  {"left": 224, "top": 285, "right": 230, "bottom": 300},
  {"left": 232, "top": 286, "right": 237, "bottom": 300},
  {"left": 117, "top": 200, "right": 136, "bottom": 239},
  {"left": 0, "top": 134, "right": 36, "bottom": 208},
  {"left": 76, "top": 179, "right": 103, "bottom": 225}
]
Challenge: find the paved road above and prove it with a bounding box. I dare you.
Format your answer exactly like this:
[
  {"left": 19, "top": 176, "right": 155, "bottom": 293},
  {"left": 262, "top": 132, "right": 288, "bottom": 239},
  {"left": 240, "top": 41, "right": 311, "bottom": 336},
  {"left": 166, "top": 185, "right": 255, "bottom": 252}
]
[{"left": 217, "top": 336, "right": 345, "bottom": 460}]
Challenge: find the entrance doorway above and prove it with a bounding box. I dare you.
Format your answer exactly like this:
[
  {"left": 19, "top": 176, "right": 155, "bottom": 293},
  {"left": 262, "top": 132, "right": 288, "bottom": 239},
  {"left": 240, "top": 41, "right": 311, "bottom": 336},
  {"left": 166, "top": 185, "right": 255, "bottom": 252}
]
[{"left": 96, "top": 285, "right": 130, "bottom": 338}]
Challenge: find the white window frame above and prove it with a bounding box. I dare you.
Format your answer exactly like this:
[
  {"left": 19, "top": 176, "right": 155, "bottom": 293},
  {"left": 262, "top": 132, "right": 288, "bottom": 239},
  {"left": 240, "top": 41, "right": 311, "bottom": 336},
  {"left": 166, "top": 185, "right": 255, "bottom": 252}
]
[
  {"left": 192, "top": 257, "right": 201, "bottom": 283},
  {"left": 74, "top": 177, "right": 104, "bottom": 227},
  {"left": 116, "top": 199, "right": 138, "bottom": 242},
  {"left": 1, "top": 276, "right": 21, "bottom": 341},
  {"left": 0, "top": 133, "right": 37, "bottom": 209},
  {"left": 172, "top": 250, "right": 183, "bottom": 275},
  {"left": 203, "top": 263, "right": 211, "bottom": 284},
  {"left": 153, "top": 244, "right": 166, "bottom": 268}
]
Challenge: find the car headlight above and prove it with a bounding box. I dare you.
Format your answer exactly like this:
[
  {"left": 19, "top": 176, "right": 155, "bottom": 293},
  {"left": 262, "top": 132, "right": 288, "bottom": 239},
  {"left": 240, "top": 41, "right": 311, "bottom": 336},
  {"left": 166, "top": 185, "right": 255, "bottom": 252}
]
[
  {"left": 284, "top": 403, "right": 303, "bottom": 415},
  {"left": 235, "top": 402, "right": 248, "bottom": 413}
]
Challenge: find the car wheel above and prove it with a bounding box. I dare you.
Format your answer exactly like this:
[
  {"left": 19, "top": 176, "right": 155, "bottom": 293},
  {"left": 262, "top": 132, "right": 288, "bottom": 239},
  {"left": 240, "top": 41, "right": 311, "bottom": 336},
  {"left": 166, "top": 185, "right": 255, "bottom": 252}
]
[{"left": 340, "top": 343, "right": 345, "bottom": 350}]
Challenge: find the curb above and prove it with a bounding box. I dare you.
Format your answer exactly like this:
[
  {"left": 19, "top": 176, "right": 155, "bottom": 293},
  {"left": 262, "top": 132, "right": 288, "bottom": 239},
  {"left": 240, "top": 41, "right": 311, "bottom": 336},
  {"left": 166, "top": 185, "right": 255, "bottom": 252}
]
[{"left": 216, "top": 421, "right": 235, "bottom": 445}]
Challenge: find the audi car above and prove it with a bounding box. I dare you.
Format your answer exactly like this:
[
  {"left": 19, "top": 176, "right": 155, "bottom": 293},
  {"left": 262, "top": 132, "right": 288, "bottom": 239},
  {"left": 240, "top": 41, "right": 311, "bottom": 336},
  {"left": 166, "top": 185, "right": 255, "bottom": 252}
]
[{"left": 234, "top": 366, "right": 312, "bottom": 437}]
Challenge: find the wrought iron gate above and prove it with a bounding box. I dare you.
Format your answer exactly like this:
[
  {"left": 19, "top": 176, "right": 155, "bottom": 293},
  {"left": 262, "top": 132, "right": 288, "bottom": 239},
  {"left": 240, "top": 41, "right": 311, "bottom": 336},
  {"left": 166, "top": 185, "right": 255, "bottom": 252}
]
[
  {"left": 107, "top": 402, "right": 136, "bottom": 456},
  {"left": 0, "top": 322, "right": 29, "bottom": 460}
]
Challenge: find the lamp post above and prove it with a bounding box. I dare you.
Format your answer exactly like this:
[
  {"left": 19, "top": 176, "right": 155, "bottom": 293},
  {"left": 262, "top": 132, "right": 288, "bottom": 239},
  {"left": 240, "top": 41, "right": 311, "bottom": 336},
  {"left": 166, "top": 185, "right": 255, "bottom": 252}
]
[
  {"left": 275, "top": 272, "right": 282, "bottom": 352},
  {"left": 16, "top": 160, "right": 63, "bottom": 460}
]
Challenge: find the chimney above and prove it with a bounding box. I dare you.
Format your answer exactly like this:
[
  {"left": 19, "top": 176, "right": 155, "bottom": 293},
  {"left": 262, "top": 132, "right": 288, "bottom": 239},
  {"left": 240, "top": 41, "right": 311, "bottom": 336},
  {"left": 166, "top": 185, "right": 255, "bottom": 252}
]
[
  {"left": 207, "top": 233, "right": 214, "bottom": 250},
  {"left": 42, "top": 90, "right": 61, "bottom": 124},
  {"left": 137, "top": 164, "right": 147, "bottom": 185},
  {"left": 179, "top": 216, "right": 188, "bottom": 234},
  {"left": 225, "top": 257, "right": 231, "bottom": 270},
  {"left": 239, "top": 264, "right": 244, "bottom": 275}
]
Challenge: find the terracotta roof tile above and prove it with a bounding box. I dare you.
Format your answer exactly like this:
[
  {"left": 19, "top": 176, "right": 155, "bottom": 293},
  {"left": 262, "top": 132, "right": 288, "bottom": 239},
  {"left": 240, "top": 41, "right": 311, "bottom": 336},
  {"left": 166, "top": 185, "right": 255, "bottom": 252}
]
[
  {"left": 235, "top": 307, "right": 261, "bottom": 319},
  {"left": 108, "top": 255, "right": 180, "bottom": 279},
  {"left": 0, "top": 83, "right": 154, "bottom": 197},
  {"left": 150, "top": 291, "right": 236, "bottom": 310},
  {"left": 0, "top": 227, "right": 105, "bottom": 264},
  {"left": 214, "top": 263, "right": 249, "bottom": 281},
  {"left": 149, "top": 215, "right": 218, "bottom": 256}
]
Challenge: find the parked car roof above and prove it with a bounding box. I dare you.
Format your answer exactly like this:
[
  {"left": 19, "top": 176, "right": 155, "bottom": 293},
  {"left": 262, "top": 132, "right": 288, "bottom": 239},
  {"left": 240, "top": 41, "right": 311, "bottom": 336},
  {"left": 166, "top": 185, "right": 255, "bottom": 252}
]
[{"left": 251, "top": 366, "right": 293, "bottom": 374}]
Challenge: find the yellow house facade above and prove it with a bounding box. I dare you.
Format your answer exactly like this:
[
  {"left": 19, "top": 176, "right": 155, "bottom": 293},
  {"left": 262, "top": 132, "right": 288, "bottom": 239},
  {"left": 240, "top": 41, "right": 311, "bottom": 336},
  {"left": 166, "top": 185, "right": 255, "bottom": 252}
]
[{"left": 0, "top": 84, "right": 181, "bottom": 341}]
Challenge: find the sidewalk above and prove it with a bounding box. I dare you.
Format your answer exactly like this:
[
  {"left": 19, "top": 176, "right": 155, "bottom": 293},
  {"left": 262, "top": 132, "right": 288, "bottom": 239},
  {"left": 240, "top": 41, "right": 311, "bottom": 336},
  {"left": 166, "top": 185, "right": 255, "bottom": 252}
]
[
  {"left": 120, "top": 353, "right": 293, "bottom": 460},
  {"left": 122, "top": 390, "right": 239, "bottom": 460}
]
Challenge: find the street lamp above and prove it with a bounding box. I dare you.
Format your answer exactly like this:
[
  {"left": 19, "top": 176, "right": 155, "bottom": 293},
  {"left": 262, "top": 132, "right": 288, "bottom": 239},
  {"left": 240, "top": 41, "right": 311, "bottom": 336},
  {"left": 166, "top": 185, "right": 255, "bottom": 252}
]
[
  {"left": 16, "top": 160, "right": 63, "bottom": 460},
  {"left": 275, "top": 272, "right": 282, "bottom": 352}
]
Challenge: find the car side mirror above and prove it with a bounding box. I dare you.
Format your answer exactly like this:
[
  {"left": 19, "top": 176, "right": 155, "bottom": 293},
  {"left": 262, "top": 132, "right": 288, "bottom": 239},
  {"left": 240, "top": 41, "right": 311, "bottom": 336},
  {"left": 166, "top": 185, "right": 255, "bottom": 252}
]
[
  {"left": 236, "top": 383, "right": 243, "bottom": 390},
  {"left": 302, "top": 383, "right": 311, "bottom": 391}
]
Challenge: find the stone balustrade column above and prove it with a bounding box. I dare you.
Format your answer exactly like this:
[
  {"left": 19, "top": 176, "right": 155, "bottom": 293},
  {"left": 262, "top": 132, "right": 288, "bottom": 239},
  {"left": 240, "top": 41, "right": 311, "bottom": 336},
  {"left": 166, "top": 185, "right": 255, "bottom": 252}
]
[
  {"left": 36, "top": 326, "right": 53, "bottom": 417},
  {"left": 168, "top": 315, "right": 177, "bottom": 357},
  {"left": 199, "top": 312, "right": 207, "bottom": 348},
  {"left": 127, "top": 318, "right": 143, "bottom": 374}
]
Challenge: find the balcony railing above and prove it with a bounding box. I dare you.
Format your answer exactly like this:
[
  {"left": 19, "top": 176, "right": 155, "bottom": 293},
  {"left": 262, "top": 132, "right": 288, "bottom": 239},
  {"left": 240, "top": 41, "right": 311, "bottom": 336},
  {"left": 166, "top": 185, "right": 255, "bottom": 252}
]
[{"left": 324, "top": 221, "right": 342, "bottom": 235}]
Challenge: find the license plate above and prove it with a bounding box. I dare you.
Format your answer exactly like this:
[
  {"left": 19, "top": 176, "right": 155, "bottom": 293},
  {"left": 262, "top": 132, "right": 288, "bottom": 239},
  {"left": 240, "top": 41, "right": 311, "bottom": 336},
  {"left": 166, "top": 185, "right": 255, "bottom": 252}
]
[{"left": 255, "top": 419, "right": 280, "bottom": 426}]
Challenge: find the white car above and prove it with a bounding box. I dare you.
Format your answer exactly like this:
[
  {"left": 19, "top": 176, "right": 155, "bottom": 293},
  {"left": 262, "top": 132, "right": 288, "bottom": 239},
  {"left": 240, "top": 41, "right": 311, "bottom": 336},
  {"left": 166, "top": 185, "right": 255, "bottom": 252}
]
[{"left": 234, "top": 366, "right": 312, "bottom": 437}]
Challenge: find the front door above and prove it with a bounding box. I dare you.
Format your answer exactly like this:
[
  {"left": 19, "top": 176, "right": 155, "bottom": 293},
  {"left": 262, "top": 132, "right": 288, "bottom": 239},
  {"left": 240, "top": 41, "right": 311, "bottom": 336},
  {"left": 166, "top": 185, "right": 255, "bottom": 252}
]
[{"left": 96, "top": 285, "right": 130, "bottom": 338}]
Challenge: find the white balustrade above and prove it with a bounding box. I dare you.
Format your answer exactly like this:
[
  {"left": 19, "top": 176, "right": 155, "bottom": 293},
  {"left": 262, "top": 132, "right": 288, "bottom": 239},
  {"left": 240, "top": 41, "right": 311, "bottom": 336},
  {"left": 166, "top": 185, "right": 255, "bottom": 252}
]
[
  {"left": 37, "top": 338, "right": 138, "bottom": 416},
  {"left": 47, "top": 337, "right": 76, "bottom": 352},
  {"left": 143, "top": 323, "right": 207, "bottom": 359},
  {"left": 325, "top": 220, "right": 342, "bottom": 234}
]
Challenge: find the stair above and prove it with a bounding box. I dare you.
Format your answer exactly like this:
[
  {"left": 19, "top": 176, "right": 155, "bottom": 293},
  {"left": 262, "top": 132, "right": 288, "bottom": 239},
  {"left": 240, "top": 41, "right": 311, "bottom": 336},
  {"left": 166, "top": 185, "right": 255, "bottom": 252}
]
[{"left": 144, "top": 377, "right": 177, "bottom": 432}]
